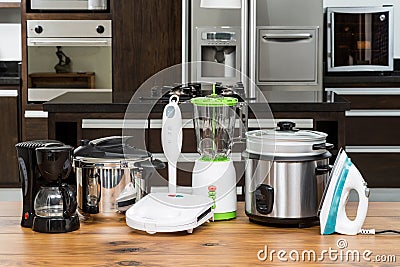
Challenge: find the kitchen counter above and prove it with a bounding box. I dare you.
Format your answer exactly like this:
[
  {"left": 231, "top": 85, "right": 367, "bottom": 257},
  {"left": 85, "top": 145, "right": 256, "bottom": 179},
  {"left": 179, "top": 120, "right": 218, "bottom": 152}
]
[
  {"left": 0, "top": 201, "right": 399, "bottom": 266},
  {"left": 42, "top": 91, "right": 349, "bottom": 160},
  {"left": 43, "top": 91, "right": 350, "bottom": 113}
]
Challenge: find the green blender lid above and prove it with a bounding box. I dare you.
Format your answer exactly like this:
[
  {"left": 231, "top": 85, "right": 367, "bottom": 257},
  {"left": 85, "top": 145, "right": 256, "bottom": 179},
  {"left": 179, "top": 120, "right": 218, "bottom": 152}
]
[{"left": 190, "top": 95, "right": 238, "bottom": 107}]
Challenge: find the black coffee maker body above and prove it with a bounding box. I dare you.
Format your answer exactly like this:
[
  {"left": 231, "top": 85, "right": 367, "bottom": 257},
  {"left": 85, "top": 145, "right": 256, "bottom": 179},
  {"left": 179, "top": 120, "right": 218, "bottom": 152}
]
[
  {"left": 15, "top": 140, "right": 80, "bottom": 233},
  {"left": 16, "top": 140, "right": 63, "bottom": 228}
]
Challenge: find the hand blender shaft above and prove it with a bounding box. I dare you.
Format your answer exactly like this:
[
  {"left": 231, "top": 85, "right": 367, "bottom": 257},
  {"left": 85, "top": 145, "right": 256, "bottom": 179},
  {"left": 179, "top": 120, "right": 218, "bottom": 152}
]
[{"left": 161, "top": 95, "right": 182, "bottom": 194}]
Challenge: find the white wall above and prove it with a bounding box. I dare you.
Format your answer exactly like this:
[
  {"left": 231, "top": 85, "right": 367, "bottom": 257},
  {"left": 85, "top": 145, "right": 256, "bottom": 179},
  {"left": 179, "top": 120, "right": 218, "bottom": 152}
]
[{"left": 323, "top": 0, "right": 400, "bottom": 58}]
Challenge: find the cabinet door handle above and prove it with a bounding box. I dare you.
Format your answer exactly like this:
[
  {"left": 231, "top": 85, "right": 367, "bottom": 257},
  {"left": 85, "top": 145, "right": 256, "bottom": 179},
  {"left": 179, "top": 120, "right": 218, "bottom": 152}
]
[
  {"left": 346, "top": 110, "right": 400, "bottom": 117},
  {"left": 326, "top": 87, "right": 400, "bottom": 95},
  {"left": 0, "top": 90, "right": 18, "bottom": 97},
  {"left": 81, "top": 119, "right": 148, "bottom": 129},
  {"left": 346, "top": 146, "right": 400, "bottom": 153},
  {"left": 24, "top": 110, "right": 48, "bottom": 118}
]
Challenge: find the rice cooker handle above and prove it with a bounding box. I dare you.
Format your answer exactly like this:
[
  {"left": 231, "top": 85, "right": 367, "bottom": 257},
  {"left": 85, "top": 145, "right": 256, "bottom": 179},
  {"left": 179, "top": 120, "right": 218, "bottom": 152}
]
[
  {"left": 255, "top": 184, "right": 274, "bottom": 215},
  {"left": 312, "top": 143, "right": 334, "bottom": 150},
  {"left": 315, "top": 165, "right": 333, "bottom": 175}
]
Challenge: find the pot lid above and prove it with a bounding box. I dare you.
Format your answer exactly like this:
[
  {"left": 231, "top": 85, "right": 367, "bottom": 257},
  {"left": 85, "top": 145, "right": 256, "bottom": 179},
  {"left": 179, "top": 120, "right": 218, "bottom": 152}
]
[
  {"left": 73, "top": 136, "right": 151, "bottom": 162},
  {"left": 246, "top": 121, "right": 327, "bottom": 142},
  {"left": 190, "top": 95, "right": 238, "bottom": 107}
]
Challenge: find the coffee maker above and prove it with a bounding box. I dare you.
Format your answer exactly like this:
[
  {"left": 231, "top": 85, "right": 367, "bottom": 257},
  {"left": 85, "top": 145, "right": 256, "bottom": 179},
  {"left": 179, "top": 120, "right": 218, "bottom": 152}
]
[{"left": 16, "top": 141, "right": 80, "bottom": 233}]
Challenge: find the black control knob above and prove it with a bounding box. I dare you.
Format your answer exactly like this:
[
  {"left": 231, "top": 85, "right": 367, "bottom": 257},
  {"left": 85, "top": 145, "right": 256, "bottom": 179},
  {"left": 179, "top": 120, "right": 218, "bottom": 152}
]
[
  {"left": 96, "top": 25, "right": 105, "bottom": 34},
  {"left": 34, "top": 25, "right": 43, "bottom": 34}
]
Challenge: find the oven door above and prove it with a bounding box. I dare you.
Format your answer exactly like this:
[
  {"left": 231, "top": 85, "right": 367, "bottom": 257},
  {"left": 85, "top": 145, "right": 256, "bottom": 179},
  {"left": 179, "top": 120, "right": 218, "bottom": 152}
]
[
  {"left": 27, "top": 38, "right": 112, "bottom": 103},
  {"left": 327, "top": 6, "right": 394, "bottom": 72}
]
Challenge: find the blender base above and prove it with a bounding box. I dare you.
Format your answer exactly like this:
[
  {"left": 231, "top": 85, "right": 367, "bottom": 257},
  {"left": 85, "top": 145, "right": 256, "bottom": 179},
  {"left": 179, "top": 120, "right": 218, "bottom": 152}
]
[
  {"left": 192, "top": 159, "right": 237, "bottom": 219},
  {"left": 214, "top": 211, "right": 236, "bottom": 221}
]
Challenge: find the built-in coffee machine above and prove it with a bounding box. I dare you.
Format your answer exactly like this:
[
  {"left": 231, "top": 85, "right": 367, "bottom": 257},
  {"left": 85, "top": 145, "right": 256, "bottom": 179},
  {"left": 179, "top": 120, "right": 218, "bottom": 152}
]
[{"left": 16, "top": 141, "right": 80, "bottom": 233}]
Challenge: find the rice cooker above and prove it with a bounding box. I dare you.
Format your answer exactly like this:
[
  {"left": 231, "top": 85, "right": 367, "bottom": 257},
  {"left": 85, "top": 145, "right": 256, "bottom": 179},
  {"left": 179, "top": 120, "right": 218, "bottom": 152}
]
[
  {"left": 244, "top": 121, "right": 333, "bottom": 228},
  {"left": 74, "top": 136, "right": 165, "bottom": 217}
]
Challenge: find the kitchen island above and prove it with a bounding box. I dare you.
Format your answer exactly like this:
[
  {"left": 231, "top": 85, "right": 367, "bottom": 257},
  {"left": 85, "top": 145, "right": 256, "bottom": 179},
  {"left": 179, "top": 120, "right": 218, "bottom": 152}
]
[
  {"left": 42, "top": 91, "right": 350, "bottom": 150},
  {"left": 0, "top": 202, "right": 399, "bottom": 266}
]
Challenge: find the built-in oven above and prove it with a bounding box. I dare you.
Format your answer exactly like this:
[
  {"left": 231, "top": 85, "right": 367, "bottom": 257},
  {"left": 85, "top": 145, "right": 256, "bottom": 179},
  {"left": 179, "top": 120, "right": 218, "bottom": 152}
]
[
  {"left": 327, "top": 6, "right": 394, "bottom": 72},
  {"left": 30, "top": 0, "right": 108, "bottom": 11},
  {"left": 27, "top": 20, "right": 112, "bottom": 103},
  {"left": 193, "top": 27, "right": 241, "bottom": 85}
]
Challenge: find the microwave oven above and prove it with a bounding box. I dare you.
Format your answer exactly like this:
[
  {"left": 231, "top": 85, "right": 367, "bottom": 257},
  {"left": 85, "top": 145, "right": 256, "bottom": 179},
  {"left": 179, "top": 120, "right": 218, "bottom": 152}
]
[
  {"left": 30, "top": 0, "right": 108, "bottom": 11},
  {"left": 326, "top": 6, "right": 394, "bottom": 72}
]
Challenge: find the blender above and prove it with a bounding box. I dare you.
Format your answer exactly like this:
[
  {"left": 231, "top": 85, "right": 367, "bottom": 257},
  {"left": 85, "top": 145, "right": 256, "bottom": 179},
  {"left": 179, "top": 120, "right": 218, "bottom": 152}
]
[{"left": 191, "top": 90, "right": 238, "bottom": 220}]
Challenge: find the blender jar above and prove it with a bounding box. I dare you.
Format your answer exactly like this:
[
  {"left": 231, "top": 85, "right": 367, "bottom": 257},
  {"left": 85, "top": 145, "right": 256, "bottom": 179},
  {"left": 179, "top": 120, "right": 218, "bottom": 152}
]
[{"left": 191, "top": 95, "right": 238, "bottom": 161}]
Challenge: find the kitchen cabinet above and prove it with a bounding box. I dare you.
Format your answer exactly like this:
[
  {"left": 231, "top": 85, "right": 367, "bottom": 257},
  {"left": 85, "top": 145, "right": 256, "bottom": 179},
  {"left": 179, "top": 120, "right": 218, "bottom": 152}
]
[
  {"left": 0, "top": 86, "right": 19, "bottom": 187},
  {"left": 325, "top": 87, "right": 400, "bottom": 188},
  {"left": 111, "top": 0, "right": 182, "bottom": 103}
]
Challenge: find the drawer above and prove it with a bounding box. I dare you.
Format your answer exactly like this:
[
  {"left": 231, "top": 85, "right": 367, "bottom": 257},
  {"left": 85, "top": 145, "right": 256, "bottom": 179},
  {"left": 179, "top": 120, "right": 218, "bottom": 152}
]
[
  {"left": 257, "top": 27, "right": 318, "bottom": 84},
  {"left": 347, "top": 151, "right": 400, "bottom": 188},
  {"left": 346, "top": 116, "right": 400, "bottom": 146},
  {"left": 345, "top": 95, "right": 400, "bottom": 109}
]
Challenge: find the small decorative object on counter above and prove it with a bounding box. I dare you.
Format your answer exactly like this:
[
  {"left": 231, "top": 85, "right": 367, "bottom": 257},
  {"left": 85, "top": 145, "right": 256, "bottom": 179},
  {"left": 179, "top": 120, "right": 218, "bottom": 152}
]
[{"left": 54, "top": 46, "right": 71, "bottom": 73}]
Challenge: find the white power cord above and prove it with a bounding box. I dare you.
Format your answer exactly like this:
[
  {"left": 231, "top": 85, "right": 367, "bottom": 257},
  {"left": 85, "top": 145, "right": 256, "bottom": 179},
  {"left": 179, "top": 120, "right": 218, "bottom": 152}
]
[
  {"left": 359, "top": 228, "right": 400, "bottom": 235},
  {"left": 359, "top": 228, "right": 375, "bottom": 235}
]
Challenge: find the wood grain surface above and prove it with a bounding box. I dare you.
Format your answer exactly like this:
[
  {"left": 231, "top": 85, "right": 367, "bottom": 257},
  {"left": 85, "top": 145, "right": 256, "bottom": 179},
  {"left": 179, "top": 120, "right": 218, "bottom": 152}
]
[{"left": 0, "top": 202, "right": 399, "bottom": 266}]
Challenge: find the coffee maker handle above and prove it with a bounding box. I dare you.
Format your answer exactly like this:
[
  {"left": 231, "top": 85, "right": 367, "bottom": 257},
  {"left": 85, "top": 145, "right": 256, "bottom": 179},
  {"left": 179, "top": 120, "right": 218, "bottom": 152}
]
[{"left": 60, "top": 184, "right": 77, "bottom": 218}]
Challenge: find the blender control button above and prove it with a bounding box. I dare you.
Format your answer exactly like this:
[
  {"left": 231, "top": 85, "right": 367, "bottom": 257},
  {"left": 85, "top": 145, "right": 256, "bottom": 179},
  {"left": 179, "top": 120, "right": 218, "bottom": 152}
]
[
  {"left": 176, "top": 194, "right": 184, "bottom": 198},
  {"left": 24, "top": 212, "right": 29, "bottom": 220}
]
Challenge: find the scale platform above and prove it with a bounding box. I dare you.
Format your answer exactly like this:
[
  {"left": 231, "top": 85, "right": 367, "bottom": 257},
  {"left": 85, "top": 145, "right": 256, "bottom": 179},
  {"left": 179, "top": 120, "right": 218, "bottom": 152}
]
[{"left": 126, "top": 192, "right": 214, "bottom": 234}]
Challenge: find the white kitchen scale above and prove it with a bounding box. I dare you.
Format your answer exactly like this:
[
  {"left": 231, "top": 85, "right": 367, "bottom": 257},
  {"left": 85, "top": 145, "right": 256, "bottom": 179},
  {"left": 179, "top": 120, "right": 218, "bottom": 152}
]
[{"left": 125, "top": 95, "right": 214, "bottom": 234}]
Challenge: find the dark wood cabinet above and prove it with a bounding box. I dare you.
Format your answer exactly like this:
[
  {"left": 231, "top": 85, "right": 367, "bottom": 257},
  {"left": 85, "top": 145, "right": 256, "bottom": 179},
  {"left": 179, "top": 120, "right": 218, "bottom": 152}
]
[
  {"left": 111, "top": 0, "right": 182, "bottom": 103},
  {"left": 0, "top": 86, "right": 19, "bottom": 187},
  {"left": 326, "top": 88, "right": 400, "bottom": 188}
]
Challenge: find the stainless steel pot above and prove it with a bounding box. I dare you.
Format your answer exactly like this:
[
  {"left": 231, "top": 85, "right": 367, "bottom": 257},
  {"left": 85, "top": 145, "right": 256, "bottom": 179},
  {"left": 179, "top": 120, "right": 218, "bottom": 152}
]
[
  {"left": 244, "top": 122, "right": 332, "bottom": 227},
  {"left": 74, "top": 136, "right": 165, "bottom": 217}
]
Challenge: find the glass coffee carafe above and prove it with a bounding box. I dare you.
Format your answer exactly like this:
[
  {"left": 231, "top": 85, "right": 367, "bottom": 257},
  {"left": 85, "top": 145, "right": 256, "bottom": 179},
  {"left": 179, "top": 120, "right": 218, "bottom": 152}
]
[{"left": 34, "top": 185, "right": 77, "bottom": 218}]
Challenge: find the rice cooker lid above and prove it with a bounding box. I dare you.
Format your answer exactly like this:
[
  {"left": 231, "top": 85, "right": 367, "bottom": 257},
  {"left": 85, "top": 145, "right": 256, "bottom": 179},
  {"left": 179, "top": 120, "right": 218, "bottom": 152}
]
[
  {"left": 245, "top": 121, "right": 329, "bottom": 157},
  {"left": 249, "top": 121, "right": 327, "bottom": 142},
  {"left": 73, "top": 136, "right": 151, "bottom": 163}
]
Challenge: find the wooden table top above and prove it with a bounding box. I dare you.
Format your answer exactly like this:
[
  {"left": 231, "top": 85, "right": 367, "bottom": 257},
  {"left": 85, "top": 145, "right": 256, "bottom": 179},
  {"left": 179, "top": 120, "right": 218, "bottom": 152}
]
[{"left": 0, "top": 201, "right": 399, "bottom": 266}]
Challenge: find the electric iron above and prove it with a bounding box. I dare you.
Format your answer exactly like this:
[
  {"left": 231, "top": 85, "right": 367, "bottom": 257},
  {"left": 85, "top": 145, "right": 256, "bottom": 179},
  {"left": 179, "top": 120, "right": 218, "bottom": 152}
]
[{"left": 319, "top": 149, "right": 370, "bottom": 235}]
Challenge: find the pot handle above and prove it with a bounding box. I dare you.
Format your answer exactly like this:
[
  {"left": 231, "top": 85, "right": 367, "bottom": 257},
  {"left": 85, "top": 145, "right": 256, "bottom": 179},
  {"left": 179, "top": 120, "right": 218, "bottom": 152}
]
[
  {"left": 312, "top": 142, "right": 334, "bottom": 150},
  {"left": 132, "top": 159, "right": 166, "bottom": 170},
  {"left": 315, "top": 165, "right": 333, "bottom": 175}
]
